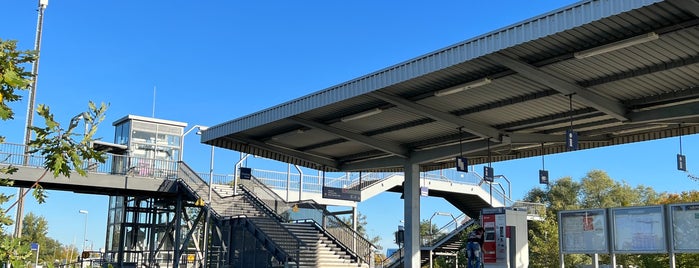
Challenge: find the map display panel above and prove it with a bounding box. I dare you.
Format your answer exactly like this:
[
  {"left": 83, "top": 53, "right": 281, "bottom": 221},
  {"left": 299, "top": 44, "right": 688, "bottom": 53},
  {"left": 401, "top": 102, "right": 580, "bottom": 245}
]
[
  {"left": 670, "top": 203, "right": 699, "bottom": 252},
  {"left": 559, "top": 209, "right": 608, "bottom": 253},
  {"left": 611, "top": 206, "right": 666, "bottom": 253}
]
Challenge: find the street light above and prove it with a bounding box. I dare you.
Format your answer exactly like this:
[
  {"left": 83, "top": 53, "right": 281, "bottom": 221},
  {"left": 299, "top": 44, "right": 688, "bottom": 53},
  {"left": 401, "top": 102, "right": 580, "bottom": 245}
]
[
  {"left": 182, "top": 124, "right": 213, "bottom": 267},
  {"left": 181, "top": 125, "right": 209, "bottom": 161},
  {"left": 79, "top": 210, "right": 88, "bottom": 253},
  {"left": 428, "top": 212, "right": 456, "bottom": 268}
]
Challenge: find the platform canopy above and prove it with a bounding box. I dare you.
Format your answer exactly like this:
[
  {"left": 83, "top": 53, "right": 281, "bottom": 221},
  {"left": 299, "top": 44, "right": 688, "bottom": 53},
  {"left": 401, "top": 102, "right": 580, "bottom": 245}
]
[{"left": 202, "top": 0, "right": 699, "bottom": 173}]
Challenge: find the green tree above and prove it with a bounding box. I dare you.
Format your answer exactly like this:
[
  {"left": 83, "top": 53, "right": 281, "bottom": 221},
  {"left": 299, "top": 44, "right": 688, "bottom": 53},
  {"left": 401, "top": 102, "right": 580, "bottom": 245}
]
[
  {"left": 20, "top": 213, "right": 66, "bottom": 266},
  {"left": 524, "top": 170, "right": 699, "bottom": 268},
  {"left": 1, "top": 38, "right": 108, "bottom": 265}
]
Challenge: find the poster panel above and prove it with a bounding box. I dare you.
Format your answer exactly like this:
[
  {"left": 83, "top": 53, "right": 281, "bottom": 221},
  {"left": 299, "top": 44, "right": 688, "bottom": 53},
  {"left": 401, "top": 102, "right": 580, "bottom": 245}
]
[
  {"left": 558, "top": 209, "right": 608, "bottom": 254},
  {"left": 611, "top": 205, "right": 666, "bottom": 253},
  {"left": 670, "top": 203, "right": 699, "bottom": 252}
]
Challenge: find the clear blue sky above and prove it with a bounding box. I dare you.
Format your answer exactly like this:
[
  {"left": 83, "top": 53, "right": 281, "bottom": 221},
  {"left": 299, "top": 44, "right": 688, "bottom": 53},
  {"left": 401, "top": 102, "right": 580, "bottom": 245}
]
[{"left": 2, "top": 0, "right": 697, "bottom": 254}]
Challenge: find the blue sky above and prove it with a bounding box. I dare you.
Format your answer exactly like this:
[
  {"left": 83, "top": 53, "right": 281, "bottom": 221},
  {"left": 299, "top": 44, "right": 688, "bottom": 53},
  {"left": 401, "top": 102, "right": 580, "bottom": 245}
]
[{"left": 2, "top": 0, "right": 697, "bottom": 253}]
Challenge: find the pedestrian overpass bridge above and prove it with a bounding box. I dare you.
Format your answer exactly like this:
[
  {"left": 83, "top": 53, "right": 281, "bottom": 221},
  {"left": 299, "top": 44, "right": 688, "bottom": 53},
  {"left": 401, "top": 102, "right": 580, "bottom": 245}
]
[{"left": 1, "top": 142, "right": 541, "bottom": 267}]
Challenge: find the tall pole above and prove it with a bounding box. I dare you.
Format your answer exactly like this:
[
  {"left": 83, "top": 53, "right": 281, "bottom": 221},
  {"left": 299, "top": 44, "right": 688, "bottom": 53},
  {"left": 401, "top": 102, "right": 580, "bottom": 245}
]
[
  {"left": 79, "top": 210, "right": 88, "bottom": 252},
  {"left": 15, "top": 0, "right": 49, "bottom": 240},
  {"left": 202, "top": 145, "right": 213, "bottom": 267}
]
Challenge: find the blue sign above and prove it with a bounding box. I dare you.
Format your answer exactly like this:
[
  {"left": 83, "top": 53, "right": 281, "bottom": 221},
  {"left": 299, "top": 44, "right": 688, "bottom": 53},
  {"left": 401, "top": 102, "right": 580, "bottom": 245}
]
[
  {"left": 239, "top": 167, "right": 252, "bottom": 180},
  {"left": 539, "top": 170, "right": 549, "bottom": 185},
  {"left": 566, "top": 129, "right": 578, "bottom": 150},
  {"left": 456, "top": 157, "right": 468, "bottom": 172},
  {"left": 30, "top": 242, "right": 39, "bottom": 251},
  {"left": 483, "top": 166, "right": 494, "bottom": 182}
]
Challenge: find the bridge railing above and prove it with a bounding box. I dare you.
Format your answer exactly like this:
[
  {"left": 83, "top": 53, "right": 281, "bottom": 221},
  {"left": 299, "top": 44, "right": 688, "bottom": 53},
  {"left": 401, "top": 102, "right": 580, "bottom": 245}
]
[
  {"left": 2, "top": 142, "right": 512, "bottom": 207},
  {"left": 0, "top": 142, "right": 178, "bottom": 179}
]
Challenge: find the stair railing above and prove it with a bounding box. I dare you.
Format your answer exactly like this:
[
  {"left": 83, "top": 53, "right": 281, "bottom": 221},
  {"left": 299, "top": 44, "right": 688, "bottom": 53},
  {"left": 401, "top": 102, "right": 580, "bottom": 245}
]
[
  {"left": 238, "top": 175, "right": 376, "bottom": 265},
  {"left": 423, "top": 213, "right": 470, "bottom": 247},
  {"left": 179, "top": 162, "right": 305, "bottom": 266},
  {"left": 237, "top": 217, "right": 303, "bottom": 268}
]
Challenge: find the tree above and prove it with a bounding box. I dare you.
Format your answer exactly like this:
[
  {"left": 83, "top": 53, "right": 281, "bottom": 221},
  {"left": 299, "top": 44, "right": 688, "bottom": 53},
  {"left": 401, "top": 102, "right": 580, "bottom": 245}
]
[
  {"left": 523, "top": 170, "right": 699, "bottom": 268},
  {"left": 19, "top": 212, "right": 67, "bottom": 266},
  {"left": 1, "top": 38, "right": 108, "bottom": 265}
]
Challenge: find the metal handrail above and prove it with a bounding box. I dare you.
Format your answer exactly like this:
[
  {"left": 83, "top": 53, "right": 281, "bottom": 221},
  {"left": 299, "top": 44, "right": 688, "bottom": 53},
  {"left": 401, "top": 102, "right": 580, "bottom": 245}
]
[
  {"left": 0, "top": 142, "right": 179, "bottom": 179},
  {"left": 239, "top": 175, "right": 376, "bottom": 265},
  {"left": 239, "top": 217, "right": 302, "bottom": 268},
  {"left": 423, "top": 213, "right": 470, "bottom": 247},
  {"left": 180, "top": 162, "right": 304, "bottom": 267}
]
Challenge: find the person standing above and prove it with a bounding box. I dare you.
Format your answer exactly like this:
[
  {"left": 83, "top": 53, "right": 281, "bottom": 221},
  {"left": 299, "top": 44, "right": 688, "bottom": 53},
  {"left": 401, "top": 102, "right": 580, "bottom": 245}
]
[{"left": 465, "top": 227, "right": 485, "bottom": 268}]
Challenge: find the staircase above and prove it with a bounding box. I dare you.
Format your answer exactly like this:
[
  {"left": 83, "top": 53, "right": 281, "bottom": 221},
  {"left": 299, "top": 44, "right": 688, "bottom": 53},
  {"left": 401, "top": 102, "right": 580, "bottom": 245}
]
[
  {"left": 178, "top": 162, "right": 371, "bottom": 267},
  {"left": 283, "top": 222, "right": 363, "bottom": 267},
  {"left": 385, "top": 216, "right": 477, "bottom": 268}
]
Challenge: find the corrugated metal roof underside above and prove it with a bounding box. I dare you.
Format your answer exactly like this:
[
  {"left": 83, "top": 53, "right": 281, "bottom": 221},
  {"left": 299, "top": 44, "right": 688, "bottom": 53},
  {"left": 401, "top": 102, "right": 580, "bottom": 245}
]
[{"left": 204, "top": 0, "right": 699, "bottom": 172}]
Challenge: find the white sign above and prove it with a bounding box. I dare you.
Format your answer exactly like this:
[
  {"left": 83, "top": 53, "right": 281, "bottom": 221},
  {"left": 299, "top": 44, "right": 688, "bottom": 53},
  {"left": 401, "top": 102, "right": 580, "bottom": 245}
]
[
  {"left": 559, "top": 209, "right": 608, "bottom": 253},
  {"left": 611, "top": 206, "right": 666, "bottom": 253},
  {"left": 670, "top": 203, "right": 699, "bottom": 252}
]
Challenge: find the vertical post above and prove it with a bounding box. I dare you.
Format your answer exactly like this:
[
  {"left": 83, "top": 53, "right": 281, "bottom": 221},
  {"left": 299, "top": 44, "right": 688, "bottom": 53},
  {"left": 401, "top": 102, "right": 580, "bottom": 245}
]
[
  {"left": 428, "top": 251, "right": 432, "bottom": 268},
  {"left": 16, "top": 0, "right": 49, "bottom": 241},
  {"left": 286, "top": 164, "right": 291, "bottom": 202},
  {"left": 118, "top": 197, "right": 127, "bottom": 266},
  {"left": 79, "top": 209, "right": 88, "bottom": 268},
  {"left": 352, "top": 206, "right": 358, "bottom": 252},
  {"left": 174, "top": 195, "right": 182, "bottom": 268},
  {"left": 593, "top": 254, "right": 599, "bottom": 268},
  {"left": 294, "top": 165, "right": 303, "bottom": 202},
  {"left": 403, "top": 161, "right": 420, "bottom": 268},
  {"left": 202, "top": 145, "right": 214, "bottom": 268},
  {"left": 35, "top": 244, "right": 40, "bottom": 268}
]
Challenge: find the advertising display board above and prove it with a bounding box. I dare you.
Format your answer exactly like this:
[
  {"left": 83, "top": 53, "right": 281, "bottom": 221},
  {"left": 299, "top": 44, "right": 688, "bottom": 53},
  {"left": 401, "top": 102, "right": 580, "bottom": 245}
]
[
  {"left": 611, "top": 206, "right": 666, "bottom": 253},
  {"left": 669, "top": 203, "right": 699, "bottom": 252},
  {"left": 558, "top": 209, "right": 608, "bottom": 253}
]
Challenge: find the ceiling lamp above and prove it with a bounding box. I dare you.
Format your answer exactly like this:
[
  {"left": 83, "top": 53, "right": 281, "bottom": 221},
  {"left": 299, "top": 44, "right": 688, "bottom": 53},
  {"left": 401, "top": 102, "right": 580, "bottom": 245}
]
[
  {"left": 574, "top": 32, "right": 659, "bottom": 59},
  {"left": 340, "top": 108, "right": 383, "bottom": 122},
  {"left": 434, "top": 78, "right": 492, "bottom": 97}
]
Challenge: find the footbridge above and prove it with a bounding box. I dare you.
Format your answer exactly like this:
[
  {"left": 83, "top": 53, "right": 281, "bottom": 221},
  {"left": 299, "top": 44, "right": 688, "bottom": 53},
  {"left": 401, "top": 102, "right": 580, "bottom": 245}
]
[{"left": 1, "top": 142, "right": 514, "bottom": 267}]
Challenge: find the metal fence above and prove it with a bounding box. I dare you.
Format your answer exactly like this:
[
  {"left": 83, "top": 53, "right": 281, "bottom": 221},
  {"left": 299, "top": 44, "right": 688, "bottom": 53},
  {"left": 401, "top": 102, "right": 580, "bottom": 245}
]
[{"left": 0, "top": 142, "right": 179, "bottom": 179}]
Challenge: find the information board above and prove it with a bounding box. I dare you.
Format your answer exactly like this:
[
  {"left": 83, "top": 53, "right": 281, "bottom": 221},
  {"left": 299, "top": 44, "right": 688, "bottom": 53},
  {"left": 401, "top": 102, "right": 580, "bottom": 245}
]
[
  {"left": 558, "top": 209, "right": 608, "bottom": 253},
  {"left": 322, "top": 186, "right": 361, "bottom": 202},
  {"left": 611, "top": 206, "right": 666, "bottom": 253},
  {"left": 670, "top": 203, "right": 699, "bottom": 252}
]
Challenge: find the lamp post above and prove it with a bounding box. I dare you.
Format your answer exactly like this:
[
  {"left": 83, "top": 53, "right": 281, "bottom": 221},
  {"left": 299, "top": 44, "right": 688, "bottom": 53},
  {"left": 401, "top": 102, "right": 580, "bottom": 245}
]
[
  {"left": 181, "top": 125, "right": 208, "bottom": 161},
  {"left": 182, "top": 124, "right": 212, "bottom": 267},
  {"left": 15, "top": 0, "right": 49, "bottom": 241},
  {"left": 428, "top": 212, "right": 456, "bottom": 268},
  {"left": 79, "top": 209, "right": 88, "bottom": 268}
]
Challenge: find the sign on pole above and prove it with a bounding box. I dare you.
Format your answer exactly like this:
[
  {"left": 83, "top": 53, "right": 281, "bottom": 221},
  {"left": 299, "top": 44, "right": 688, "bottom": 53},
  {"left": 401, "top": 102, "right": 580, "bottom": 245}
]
[{"left": 456, "top": 157, "right": 468, "bottom": 172}]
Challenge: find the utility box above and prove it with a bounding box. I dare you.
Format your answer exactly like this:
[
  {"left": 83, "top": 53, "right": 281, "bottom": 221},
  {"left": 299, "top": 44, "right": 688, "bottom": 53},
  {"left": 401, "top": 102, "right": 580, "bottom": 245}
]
[{"left": 482, "top": 207, "right": 529, "bottom": 268}]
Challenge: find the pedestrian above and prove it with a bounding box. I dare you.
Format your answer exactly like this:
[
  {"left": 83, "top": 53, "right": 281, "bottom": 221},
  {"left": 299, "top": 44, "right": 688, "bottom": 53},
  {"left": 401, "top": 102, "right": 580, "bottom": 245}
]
[{"left": 465, "top": 227, "right": 484, "bottom": 268}]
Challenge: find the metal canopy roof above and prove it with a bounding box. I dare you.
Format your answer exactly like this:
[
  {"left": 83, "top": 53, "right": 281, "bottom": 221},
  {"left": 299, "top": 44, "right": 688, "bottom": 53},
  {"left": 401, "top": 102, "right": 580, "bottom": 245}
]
[{"left": 202, "top": 0, "right": 699, "bottom": 172}]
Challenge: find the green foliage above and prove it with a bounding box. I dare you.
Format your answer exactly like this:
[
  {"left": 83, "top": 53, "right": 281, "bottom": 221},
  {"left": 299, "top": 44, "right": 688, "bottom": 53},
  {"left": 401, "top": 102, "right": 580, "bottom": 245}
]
[
  {"left": 28, "top": 101, "right": 109, "bottom": 179},
  {"left": 341, "top": 212, "right": 381, "bottom": 247},
  {"left": 1, "top": 39, "right": 109, "bottom": 265},
  {"left": 0, "top": 237, "right": 31, "bottom": 266},
  {"left": 0, "top": 39, "right": 35, "bottom": 121},
  {"left": 522, "top": 170, "right": 699, "bottom": 268}
]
